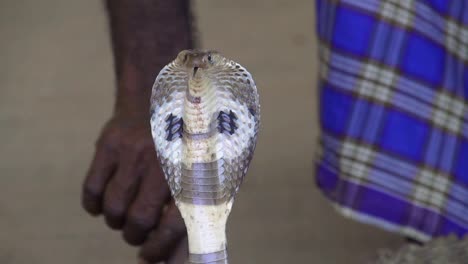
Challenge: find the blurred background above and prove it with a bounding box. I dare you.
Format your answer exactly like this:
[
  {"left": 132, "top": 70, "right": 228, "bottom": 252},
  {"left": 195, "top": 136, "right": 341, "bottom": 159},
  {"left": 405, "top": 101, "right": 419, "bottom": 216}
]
[{"left": 0, "top": 0, "right": 403, "bottom": 263}]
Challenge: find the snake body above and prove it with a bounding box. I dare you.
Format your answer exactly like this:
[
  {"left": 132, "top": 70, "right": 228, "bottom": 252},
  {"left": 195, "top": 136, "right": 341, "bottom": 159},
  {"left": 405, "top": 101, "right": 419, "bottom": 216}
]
[{"left": 150, "top": 50, "right": 260, "bottom": 263}]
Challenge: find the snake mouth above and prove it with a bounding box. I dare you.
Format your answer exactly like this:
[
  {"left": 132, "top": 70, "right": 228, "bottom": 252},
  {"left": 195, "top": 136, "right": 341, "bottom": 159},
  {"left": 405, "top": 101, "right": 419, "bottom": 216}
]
[{"left": 193, "top": 67, "right": 199, "bottom": 77}]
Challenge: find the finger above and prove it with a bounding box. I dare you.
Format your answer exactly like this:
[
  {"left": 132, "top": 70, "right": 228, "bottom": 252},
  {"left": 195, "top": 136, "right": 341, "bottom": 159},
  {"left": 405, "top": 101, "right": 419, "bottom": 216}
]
[
  {"left": 123, "top": 157, "right": 170, "bottom": 245},
  {"left": 167, "top": 236, "right": 188, "bottom": 264},
  {"left": 139, "top": 201, "right": 186, "bottom": 263},
  {"left": 82, "top": 146, "right": 117, "bottom": 215},
  {"left": 103, "top": 153, "right": 141, "bottom": 229}
]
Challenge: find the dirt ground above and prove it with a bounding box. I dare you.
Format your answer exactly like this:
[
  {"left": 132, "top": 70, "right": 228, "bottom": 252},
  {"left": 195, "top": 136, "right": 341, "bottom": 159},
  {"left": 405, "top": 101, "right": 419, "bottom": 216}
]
[{"left": 0, "top": 0, "right": 403, "bottom": 263}]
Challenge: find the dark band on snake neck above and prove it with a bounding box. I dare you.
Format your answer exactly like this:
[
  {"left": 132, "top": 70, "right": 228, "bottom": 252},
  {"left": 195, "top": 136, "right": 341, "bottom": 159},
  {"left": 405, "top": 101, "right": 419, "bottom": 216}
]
[
  {"left": 188, "top": 249, "right": 228, "bottom": 264},
  {"left": 186, "top": 91, "right": 201, "bottom": 104},
  {"left": 183, "top": 130, "right": 217, "bottom": 140}
]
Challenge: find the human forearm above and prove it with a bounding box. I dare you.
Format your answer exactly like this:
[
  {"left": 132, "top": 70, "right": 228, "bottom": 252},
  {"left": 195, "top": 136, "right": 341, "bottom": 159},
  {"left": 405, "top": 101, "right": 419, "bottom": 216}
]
[
  {"left": 82, "top": 2, "right": 194, "bottom": 262},
  {"left": 106, "top": 0, "right": 194, "bottom": 117}
]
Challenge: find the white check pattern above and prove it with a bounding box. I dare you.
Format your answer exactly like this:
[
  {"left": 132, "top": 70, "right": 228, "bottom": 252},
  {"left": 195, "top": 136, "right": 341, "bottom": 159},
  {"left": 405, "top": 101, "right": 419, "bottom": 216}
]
[
  {"left": 446, "top": 19, "right": 468, "bottom": 61},
  {"left": 413, "top": 169, "right": 450, "bottom": 209},
  {"left": 433, "top": 92, "right": 466, "bottom": 134},
  {"left": 341, "top": 141, "right": 375, "bottom": 180},
  {"left": 358, "top": 63, "right": 394, "bottom": 103},
  {"left": 382, "top": 0, "right": 414, "bottom": 27}
]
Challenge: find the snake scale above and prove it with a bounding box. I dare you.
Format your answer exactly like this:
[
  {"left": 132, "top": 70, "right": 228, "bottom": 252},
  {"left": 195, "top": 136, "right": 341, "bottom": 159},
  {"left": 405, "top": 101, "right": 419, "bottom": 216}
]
[{"left": 150, "top": 50, "right": 260, "bottom": 263}]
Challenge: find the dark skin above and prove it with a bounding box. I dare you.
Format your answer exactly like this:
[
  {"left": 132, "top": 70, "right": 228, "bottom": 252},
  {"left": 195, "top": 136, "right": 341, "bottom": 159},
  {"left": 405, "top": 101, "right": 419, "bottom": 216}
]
[{"left": 81, "top": 0, "right": 193, "bottom": 262}]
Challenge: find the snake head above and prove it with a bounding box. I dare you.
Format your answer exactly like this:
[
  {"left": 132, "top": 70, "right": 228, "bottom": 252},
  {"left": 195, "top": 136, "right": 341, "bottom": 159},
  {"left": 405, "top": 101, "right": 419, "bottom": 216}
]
[{"left": 176, "top": 49, "right": 222, "bottom": 76}]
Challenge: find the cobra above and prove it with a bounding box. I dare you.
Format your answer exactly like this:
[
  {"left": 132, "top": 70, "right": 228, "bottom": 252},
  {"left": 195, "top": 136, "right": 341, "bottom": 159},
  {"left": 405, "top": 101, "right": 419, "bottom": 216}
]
[{"left": 150, "top": 50, "right": 260, "bottom": 264}]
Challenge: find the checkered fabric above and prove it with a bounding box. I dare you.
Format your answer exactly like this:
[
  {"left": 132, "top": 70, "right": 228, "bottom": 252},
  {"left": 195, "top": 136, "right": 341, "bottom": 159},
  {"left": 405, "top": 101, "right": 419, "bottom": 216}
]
[{"left": 315, "top": 0, "right": 468, "bottom": 241}]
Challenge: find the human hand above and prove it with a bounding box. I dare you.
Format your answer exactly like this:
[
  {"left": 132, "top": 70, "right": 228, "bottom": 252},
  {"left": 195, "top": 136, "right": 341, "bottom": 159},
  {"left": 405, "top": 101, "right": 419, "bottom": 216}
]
[{"left": 82, "top": 114, "right": 187, "bottom": 262}]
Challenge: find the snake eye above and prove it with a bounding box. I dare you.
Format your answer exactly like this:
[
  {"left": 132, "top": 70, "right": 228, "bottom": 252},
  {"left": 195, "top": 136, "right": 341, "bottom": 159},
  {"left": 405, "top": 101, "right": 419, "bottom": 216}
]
[{"left": 207, "top": 54, "right": 213, "bottom": 63}]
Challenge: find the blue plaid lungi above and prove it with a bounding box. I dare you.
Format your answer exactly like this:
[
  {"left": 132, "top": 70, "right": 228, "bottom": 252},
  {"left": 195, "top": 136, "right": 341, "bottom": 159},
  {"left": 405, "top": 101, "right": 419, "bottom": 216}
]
[{"left": 315, "top": 0, "right": 468, "bottom": 241}]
